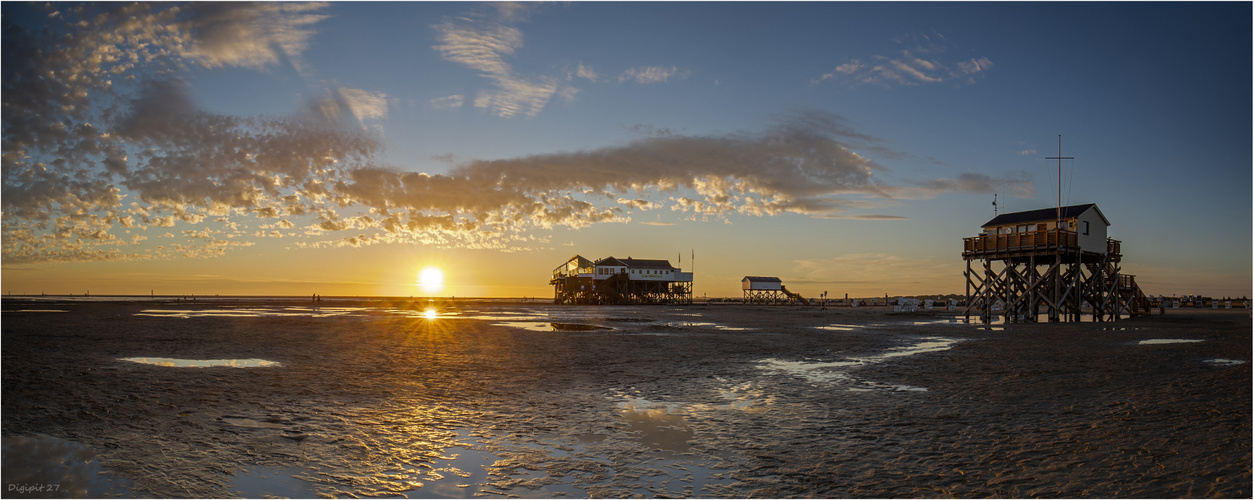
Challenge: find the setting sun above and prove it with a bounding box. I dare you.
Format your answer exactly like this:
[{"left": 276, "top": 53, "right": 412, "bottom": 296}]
[{"left": 418, "top": 267, "right": 444, "bottom": 294}]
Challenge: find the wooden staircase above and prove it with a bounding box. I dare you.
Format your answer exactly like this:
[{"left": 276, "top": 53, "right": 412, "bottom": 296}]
[{"left": 1119, "top": 275, "right": 1151, "bottom": 315}]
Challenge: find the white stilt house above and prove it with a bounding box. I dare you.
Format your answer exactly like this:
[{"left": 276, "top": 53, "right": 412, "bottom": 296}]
[
  {"left": 742, "top": 276, "right": 808, "bottom": 305},
  {"left": 962, "top": 203, "right": 1149, "bottom": 322},
  {"left": 551, "top": 255, "right": 693, "bottom": 304}
]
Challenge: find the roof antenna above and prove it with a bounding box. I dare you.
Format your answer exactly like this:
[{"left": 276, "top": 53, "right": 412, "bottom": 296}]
[
  {"left": 1045, "top": 135, "right": 1073, "bottom": 226},
  {"left": 992, "top": 193, "right": 998, "bottom": 216}
]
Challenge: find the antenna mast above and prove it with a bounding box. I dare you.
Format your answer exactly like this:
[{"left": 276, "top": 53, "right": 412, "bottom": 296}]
[{"left": 1045, "top": 135, "right": 1073, "bottom": 226}]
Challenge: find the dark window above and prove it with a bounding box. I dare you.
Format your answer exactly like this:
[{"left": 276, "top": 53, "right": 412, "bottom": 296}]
[{"left": 1083, "top": 221, "right": 1090, "bottom": 235}]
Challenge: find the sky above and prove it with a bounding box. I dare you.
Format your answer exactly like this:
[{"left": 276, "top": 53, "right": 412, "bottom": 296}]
[{"left": 2, "top": 1, "right": 1250, "bottom": 299}]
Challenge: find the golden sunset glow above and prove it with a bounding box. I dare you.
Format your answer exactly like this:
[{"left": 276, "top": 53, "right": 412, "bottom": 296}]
[
  {"left": 418, "top": 267, "right": 445, "bottom": 294},
  {"left": 423, "top": 309, "right": 438, "bottom": 319}
]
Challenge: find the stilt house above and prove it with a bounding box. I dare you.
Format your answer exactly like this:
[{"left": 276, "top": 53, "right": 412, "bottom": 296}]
[
  {"left": 742, "top": 276, "right": 808, "bottom": 304},
  {"left": 962, "top": 203, "right": 1149, "bottom": 322},
  {"left": 551, "top": 255, "right": 693, "bottom": 304}
]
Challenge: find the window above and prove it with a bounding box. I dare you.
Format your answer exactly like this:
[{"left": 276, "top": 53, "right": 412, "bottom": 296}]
[{"left": 1083, "top": 221, "right": 1090, "bottom": 235}]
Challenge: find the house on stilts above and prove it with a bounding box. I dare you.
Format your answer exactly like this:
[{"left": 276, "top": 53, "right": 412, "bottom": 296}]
[
  {"left": 550, "top": 255, "right": 693, "bottom": 305},
  {"left": 742, "top": 276, "right": 809, "bottom": 305},
  {"left": 962, "top": 203, "right": 1150, "bottom": 322}
]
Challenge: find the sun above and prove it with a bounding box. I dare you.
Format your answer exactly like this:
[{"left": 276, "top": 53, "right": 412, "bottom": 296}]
[{"left": 417, "top": 267, "right": 444, "bottom": 294}]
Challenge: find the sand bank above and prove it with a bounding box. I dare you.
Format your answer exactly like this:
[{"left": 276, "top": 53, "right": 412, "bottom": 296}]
[{"left": 2, "top": 300, "right": 1249, "bottom": 497}]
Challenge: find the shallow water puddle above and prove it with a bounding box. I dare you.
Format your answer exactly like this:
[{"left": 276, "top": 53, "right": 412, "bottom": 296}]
[
  {"left": 862, "top": 337, "right": 958, "bottom": 361},
  {"left": 7, "top": 309, "right": 68, "bottom": 313},
  {"left": 220, "top": 431, "right": 572, "bottom": 498},
  {"left": 492, "top": 321, "right": 556, "bottom": 332},
  {"left": 1204, "top": 358, "right": 1246, "bottom": 366},
  {"left": 758, "top": 358, "right": 862, "bottom": 383},
  {"left": 550, "top": 322, "right": 613, "bottom": 331},
  {"left": 135, "top": 307, "right": 361, "bottom": 318},
  {"left": 493, "top": 321, "right": 612, "bottom": 332},
  {"left": 121, "top": 357, "right": 281, "bottom": 368},
  {"left": 618, "top": 401, "right": 695, "bottom": 453},
  {"left": 229, "top": 466, "right": 318, "bottom": 498},
  {"left": 815, "top": 324, "right": 862, "bottom": 331},
  {"left": 1137, "top": 339, "right": 1203, "bottom": 345},
  {"left": 759, "top": 337, "right": 957, "bottom": 390},
  {"left": 1, "top": 435, "right": 133, "bottom": 498}
]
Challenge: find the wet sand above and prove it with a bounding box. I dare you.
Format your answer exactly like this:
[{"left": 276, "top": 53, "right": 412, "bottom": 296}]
[{"left": 2, "top": 299, "right": 1250, "bottom": 498}]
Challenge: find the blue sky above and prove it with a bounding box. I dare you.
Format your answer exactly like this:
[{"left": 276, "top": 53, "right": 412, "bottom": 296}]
[{"left": 2, "top": 2, "right": 1250, "bottom": 298}]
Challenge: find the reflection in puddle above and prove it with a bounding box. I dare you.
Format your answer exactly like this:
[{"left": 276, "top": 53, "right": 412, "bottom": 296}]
[
  {"left": 815, "top": 324, "right": 861, "bottom": 331},
  {"left": 8, "top": 309, "right": 68, "bottom": 313},
  {"left": 759, "top": 358, "right": 861, "bottom": 383},
  {"left": 492, "top": 321, "right": 555, "bottom": 332},
  {"left": 1204, "top": 358, "right": 1246, "bottom": 366},
  {"left": 759, "top": 337, "right": 957, "bottom": 391},
  {"left": 1, "top": 435, "right": 133, "bottom": 498},
  {"left": 1137, "top": 339, "right": 1203, "bottom": 345},
  {"left": 618, "top": 401, "right": 694, "bottom": 453},
  {"left": 492, "top": 321, "right": 613, "bottom": 332},
  {"left": 135, "top": 307, "right": 363, "bottom": 318},
  {"left": 229, "top": 466, "right": 318, "bottom": 499},
  {"left": 864, "top": 338, "right": 958, "bottom": 361},
  {"left": 121, "top": 357, "right": 281, "bottom": 368},
  {"left": 550, "top": 323, "right": 612, "bottom": 331}
]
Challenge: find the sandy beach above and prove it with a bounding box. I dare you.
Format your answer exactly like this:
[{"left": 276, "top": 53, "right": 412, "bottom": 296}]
[{"left": 2, "top": 298, "right": 1250, "bottom": 498}]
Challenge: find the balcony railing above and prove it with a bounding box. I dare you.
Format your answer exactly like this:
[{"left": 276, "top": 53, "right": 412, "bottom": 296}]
[
  {"left": 963, "top": 229, "right": 1078, "bottom": 256},
  {"left": 552, "top": 265, "right": 595, "bottom": 280}
]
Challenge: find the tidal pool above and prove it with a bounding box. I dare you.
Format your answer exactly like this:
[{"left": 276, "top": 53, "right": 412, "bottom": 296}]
[
  {"left": 120, "top": 357, "right": 282, "bottom": 368},
  {"left": 1137, "top": 339, "right": 1204, "bottom": 345},
  {"left": 759, "top": 337, "right": 958, "bottom": 390},
  {"left": 1, "top": 435, "right": 133, "bottom": 498}
]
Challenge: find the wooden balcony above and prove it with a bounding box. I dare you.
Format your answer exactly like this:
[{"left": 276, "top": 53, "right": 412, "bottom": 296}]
[{"left": 963, "top": 229, "right": 1078, "bottom": 259}]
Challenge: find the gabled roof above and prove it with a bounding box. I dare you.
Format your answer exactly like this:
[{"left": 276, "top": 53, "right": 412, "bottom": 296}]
[
  {"left": 742, "top": 276, "right": 782, "bottom": 283},
  {"left": 982, "top": 203, "right": 1109, "bottom": 227},
  {"left": 595, "top": 256, "right": 675, "bottom": 269}
]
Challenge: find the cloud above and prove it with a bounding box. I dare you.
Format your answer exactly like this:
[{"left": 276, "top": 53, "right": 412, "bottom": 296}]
[
  {"left": 619, "top": 65, "right": 689, "bottom": 84},
  {"left": 0, "top": 4, "right": 1029, "bottom": 264},
  {"left": 432, "top": 14, "right": 574, "bottom": 117},
  {"left": 176, "top": 2, "right": 330, "bottom": 76},
  {"left": 430, "top": 95, "right": 466, "bottom": 109},
  {"left": 1, "top": 3, "right": 374, "bottom": 263},
  {"left": 307, "top": 86, "right": 389, "bottom": 127},
  {"left": 817, "top": 32, "right": 993, "bottom": 88},
  {"left": 891, "top": 172, "right": 1034, "bottom": 199},
  {"left": 571, "top": 62, "right": 599, "bottom": 82},
  {"left": 847, "top": 215, "right": 908, "bottom": 221},
  {"left": 1019, "top": 149, "right": 1037, "bottom": 156}
]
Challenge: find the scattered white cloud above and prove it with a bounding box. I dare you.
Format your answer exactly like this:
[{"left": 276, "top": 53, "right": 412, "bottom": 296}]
[
  {"left": 429, "top": 95, "right": 466, "bottom": 109},
  {"left": 817, "top": 32, "right": 993, "bottom": 88},
  {"left": 1019, "top": 149, "right": 1037, "bottom": 156},
  {"left": 432, "top": 14, "right": 575, "bottom": 117},
  {"left": 619, "top": 65, "right": 689, "bottom": 84},
  {"left": 573, "top": 62, "right": 599, "bottom": 82},
  {"left": 177, "top": 2, "right": 330, "bottom": 77}
]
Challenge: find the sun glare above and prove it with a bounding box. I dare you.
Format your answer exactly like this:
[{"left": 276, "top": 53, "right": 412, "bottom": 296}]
[
  {"left": 418, "top": 267, "right": 445, "bottom": 294},
  {"left": 423, "top": 309, "right": 438, "bottom": 319}
]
